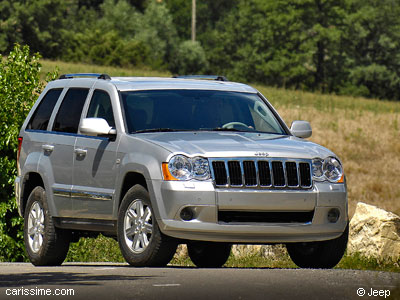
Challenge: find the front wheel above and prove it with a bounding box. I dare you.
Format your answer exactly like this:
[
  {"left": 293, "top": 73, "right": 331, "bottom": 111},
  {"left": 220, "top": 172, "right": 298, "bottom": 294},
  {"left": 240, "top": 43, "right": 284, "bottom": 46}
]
[
  {"left": 117, "top": 184, "right": 177, "bottom": 267},
  {"left": 286, "top": 224, "right": 349, "bottom": 269},
  {"left": 187, "top": 242, "right": 232, "bottom": 268},
  {"left": 24, "top": 186, "right": 70, "bottom": 266}
]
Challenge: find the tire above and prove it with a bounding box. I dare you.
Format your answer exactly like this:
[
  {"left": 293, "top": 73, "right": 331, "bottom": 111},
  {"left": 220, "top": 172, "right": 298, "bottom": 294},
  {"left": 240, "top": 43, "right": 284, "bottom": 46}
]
[
  {"left": 24, "top": 186, "right": 70, "bottom": 266},
  {"left": 286, "top": 224, "right": 349, "bottom": 269},
  {"left": 188, "top": 241, "right": 232, "bottom": 268},
  {"left": 117, "top": 184, "right": 177, "bottom": 267}
]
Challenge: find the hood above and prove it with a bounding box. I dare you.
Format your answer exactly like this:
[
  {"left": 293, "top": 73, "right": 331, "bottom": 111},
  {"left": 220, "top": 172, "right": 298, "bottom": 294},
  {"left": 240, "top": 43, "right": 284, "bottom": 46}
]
[{"left": 135, "top": 132, "right": 336, "bottom": 159}]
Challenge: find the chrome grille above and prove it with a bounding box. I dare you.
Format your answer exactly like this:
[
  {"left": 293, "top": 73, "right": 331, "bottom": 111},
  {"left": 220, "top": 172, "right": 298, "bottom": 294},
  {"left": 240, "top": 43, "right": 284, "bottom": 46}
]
[
  {"left": 228, "top": 161, "right": 242, "bottom": 186},
  {"left": 210, "top": 158, "right": 312, "bottom": 189}
]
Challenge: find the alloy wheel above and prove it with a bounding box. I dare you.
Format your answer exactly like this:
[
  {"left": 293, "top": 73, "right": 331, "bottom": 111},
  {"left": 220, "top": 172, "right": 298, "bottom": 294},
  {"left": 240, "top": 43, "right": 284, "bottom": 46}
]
[
  {"left": 27, "top": 201, "right": 45, "bottom": 253},
  {"left": 123, "top": 199, "right": 153, "bottom": 253}
]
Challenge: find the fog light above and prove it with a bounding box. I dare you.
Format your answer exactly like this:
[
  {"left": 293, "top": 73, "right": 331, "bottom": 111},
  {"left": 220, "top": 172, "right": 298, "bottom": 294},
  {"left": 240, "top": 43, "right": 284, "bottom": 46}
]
[
  {"left": 327, "top": 208, "right": 340, "bottom": 223},
  {"left": 180, "top": 207, "right": 194, "bottom": 221}
]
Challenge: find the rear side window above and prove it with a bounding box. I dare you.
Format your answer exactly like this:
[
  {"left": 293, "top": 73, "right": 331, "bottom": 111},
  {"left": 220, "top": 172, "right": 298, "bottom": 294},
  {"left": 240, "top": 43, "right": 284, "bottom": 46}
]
[
  {"left": 53, "top": 88, "right": 89, "bottom": 133},
  {"left": 27, "top": 89, "right": 62, "bottom": 130}
]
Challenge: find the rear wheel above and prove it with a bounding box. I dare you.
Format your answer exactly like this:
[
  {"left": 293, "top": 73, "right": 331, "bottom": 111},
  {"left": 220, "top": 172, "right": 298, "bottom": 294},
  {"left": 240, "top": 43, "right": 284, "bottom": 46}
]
[
  {"left": 118, "top": 184, "right": 177, "bottom": 267},
  {"left": 24, "top": 186, "right": 70, "bottom": 266},
  {"left": 286, "top": 224, "right": 349, "bottom": 269},
  {"left": 188, "top": 241, "right": 232, "bottom": 268}
]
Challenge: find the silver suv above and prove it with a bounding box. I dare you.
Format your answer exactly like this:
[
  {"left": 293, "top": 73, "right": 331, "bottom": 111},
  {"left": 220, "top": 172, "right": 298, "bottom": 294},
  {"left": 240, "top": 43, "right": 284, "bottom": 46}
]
[{"left": 15, "top": 74, "right": 348, "bottom": 268}]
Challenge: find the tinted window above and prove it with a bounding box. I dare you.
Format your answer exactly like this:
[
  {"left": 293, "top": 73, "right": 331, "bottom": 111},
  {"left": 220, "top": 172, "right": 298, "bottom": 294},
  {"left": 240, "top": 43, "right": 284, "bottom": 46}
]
[
  {"left": 27, "top": 89, "right": 62, "bottom": 130},
  {"left": 53, "top": 88, "right": 89, "bottom": 133},
  {"left": 121, "top": 90, "right": 286, "bottom": 135},
  {"left": 86, "top": 90, "right": 115, "bottom": 127}
]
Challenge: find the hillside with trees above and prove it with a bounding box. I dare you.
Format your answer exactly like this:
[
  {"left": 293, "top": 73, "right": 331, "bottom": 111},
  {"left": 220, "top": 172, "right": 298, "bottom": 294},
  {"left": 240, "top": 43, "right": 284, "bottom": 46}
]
[{"left": 1, "top": 0, "right": 400, "bottom": 100}]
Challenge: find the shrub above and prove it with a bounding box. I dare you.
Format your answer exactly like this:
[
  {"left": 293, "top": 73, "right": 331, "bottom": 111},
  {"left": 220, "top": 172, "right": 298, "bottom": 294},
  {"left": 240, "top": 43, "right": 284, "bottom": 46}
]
[{"left": 0, "top": 44, "right": 57, "bottom": 261}]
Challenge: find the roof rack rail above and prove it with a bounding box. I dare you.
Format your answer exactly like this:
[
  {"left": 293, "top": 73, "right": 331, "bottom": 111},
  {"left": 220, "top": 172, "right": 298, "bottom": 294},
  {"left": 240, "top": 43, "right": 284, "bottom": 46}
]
[
  {"left": 173, "top": 75, "right": 228, "bottom": 82},
  {"left": 59, "top": 73, "right": 111, "bottom": 80}
]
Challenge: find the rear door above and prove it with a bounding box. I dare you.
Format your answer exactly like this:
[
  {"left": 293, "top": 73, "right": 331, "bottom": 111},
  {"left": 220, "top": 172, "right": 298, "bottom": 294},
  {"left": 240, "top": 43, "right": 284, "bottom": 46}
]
[{"left": 46, "top": 87, "right": 90, "bottom": 217}]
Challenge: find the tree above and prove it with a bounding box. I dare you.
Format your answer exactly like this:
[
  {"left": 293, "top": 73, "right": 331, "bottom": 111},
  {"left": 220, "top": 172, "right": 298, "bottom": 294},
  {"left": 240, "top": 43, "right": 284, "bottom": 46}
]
[
  {"left": 170, "top": 40, "right": 209, "bottom": 75},
  {"left": 342, "top": 0, "right": 400, "bottom": 99},
  {"left": 99, "top": 0, "right": 140, "bottom": 40},
  {"left": 134, "top": 0, "right": 179, "bottom": 68},
  {"left": 165, "top": 0, "right": 239, "bottom": 41},
  {"left": 205, "top": 0, "right": 348, "bottom": 92},
  {"left": 295, "top": 0, "right": 348, "bottom": 92},
  {"left": 0, "top": 1, "right": 23, "bottom": 54},
  {"left": 205, "top": 0, "right": 309, "bottom": 86}
]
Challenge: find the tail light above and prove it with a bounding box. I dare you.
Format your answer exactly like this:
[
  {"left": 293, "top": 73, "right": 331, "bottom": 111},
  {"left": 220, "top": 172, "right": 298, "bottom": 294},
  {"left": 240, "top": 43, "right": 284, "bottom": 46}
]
[{"left": 17, "top": 137, "right": 23, "bottom": 172}]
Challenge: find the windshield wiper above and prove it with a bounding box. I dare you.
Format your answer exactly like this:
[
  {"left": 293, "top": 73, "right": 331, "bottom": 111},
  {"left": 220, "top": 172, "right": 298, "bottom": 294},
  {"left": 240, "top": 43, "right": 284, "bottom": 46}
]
[
  {"left": 200, "top": 127, "right": 243, "bottom": 132},
  {"left": 134, "top": 128, "right": 182, "bottom": 133},
  {"left": 135, "top": 127, "right": 253, "bottom": 133}
]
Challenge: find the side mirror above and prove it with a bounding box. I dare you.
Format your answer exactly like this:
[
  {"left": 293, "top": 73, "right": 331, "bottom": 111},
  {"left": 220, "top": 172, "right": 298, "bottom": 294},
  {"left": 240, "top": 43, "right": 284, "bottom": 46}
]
[
  {"left": 80, "top": 118, "right": 117, "bottom": 137},
  {"left": 290, "top": 120, "right": 312, "bottom": 138}
]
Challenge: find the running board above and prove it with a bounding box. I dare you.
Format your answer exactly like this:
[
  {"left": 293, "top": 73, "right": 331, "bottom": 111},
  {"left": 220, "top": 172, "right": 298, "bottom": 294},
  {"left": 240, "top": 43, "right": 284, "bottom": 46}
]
[{"left": 53, "top": 217, "right": 117, "bottom": 234}]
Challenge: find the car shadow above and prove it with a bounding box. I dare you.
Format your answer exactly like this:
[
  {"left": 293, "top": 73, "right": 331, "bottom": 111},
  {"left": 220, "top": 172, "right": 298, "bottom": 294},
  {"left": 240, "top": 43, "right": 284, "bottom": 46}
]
[{"left": 0, "top": 271, "right": 158, "bottom": 287}]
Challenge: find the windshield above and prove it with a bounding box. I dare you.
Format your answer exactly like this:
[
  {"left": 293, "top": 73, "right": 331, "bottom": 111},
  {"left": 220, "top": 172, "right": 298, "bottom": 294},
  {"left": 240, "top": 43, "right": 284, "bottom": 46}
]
[{"left": 121, "top": 90, "right": 287, "bottom": 135}]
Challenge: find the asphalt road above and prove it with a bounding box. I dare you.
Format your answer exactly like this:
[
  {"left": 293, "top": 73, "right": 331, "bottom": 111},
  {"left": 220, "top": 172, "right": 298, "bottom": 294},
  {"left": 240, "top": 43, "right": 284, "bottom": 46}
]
[{"left": 0, "top": 263, "right": 399, "bottom": 300}]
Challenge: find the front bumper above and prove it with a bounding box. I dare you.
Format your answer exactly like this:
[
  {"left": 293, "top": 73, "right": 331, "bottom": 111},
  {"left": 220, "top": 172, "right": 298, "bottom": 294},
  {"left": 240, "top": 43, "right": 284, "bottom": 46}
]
[{"left": 150, "top": 180, "right": 348, "bottom": 243}]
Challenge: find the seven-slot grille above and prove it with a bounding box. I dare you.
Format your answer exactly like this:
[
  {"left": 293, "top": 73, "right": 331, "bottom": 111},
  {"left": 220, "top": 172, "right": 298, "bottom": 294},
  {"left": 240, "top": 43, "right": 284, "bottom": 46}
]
[{"left": 210, "top": 158, "right": 312, "bottom": 189}]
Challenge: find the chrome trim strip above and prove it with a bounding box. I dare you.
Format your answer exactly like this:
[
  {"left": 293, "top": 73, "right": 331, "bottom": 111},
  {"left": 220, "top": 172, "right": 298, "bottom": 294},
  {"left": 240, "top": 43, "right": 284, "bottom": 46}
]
[
  {"left": 53, "top": 189, "right": 113, "bottom": 201},
  {"left": 25, "top": 129, "right": 108, "bottom": 140},
  {"left": 53, "top": 189, "right": 71, "bottom": 198},
  {"left": 70, "top": 191, "right": 113, "bottom": 201}
]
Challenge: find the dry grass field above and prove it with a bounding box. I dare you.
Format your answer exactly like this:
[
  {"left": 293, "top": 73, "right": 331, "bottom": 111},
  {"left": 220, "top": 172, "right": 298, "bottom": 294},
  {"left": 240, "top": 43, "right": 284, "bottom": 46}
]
[
  {"left": 257, "top": 86, "right": 400, "bottom": 217},
  {"left": 41, "top": 60, "right": 400, "bottom": 217}
]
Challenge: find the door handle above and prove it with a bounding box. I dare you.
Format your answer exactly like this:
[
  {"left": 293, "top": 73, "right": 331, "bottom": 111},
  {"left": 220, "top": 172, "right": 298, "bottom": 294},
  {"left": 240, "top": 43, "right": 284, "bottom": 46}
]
[
  {"left": 74, "top": 148, "right": 87, "bottom": 157},
  {"left": 42, "top": 144, "right": 54, "bottom": 153}
]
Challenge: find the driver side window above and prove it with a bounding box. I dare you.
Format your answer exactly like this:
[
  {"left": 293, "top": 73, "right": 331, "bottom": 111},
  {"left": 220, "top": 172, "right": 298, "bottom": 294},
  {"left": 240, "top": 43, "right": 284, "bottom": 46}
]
[
  {"left": 250, "top": 102, "right": 282, "bottom": 133},
  {"left": 87, "top": 90, "right": 115, "bottom": 127}
]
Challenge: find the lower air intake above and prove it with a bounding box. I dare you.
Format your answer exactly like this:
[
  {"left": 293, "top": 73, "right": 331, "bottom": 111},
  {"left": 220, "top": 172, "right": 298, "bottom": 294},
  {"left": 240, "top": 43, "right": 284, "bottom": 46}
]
[{"left": 218, "top": 211, "right": 314, "bottom": 224}]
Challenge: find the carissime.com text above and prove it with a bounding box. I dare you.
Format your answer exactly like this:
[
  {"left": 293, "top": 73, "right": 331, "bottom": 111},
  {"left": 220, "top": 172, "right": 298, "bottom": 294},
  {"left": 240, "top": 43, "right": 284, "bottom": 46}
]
[{"left": 6, "top": 287, "right": 75, "bottom": 297}]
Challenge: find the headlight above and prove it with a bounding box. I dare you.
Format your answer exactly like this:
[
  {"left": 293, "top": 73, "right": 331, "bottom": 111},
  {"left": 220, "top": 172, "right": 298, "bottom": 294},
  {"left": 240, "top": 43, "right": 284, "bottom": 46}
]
[
  {"left": 323, "top": 157, "right": 343, "bottom": 182},
  {"left": 163, "top": 155, "right": 210, "bottom": 181},
  {"left": 168, "top": 155, "right": 192, "bottom": 180},
  {"left": 312, "top": 157, "right": 344, "bottom": 183},
  {"left": 312, "top": 158, "right": 324, "bottom": 179},
  {"left": 192, "top": 157, "right": 210, "bottom": 180}
]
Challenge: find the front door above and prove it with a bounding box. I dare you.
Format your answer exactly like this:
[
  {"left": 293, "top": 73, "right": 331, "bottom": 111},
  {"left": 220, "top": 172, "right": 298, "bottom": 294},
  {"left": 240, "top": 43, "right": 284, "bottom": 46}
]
[{"left": 72, "top": 90, "right": 119, "bottom": 219}]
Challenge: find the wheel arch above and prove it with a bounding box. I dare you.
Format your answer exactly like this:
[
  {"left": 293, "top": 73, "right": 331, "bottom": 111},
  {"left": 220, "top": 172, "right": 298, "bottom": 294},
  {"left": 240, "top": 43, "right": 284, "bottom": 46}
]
[
  {"left": 118, "top": 172, "right": 148, "bottom": 208},
  {"left": 21, "top": 172, "right": 45, "bottom": 216}
]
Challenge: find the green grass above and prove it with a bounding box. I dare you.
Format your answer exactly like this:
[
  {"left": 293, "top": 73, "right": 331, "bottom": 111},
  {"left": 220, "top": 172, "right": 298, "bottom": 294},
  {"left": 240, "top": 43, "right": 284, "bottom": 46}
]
[
  {"left": 337, "top": 252, "right": 400, "bottom": 273},
  {"left": 40, "top": 59, "right": 170, "bottom": 80},
  {"left": 254, "top": 85, "right": 400, "bottom": 114},
  {"left": 65, "top": 235, "right": 125, "bottom": 263}
]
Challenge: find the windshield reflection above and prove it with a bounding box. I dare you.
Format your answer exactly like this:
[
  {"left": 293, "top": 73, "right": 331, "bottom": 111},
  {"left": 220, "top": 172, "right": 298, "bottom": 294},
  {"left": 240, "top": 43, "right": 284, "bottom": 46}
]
[{"left": 121, "top": 90, "right": 287, "bottom": 135}]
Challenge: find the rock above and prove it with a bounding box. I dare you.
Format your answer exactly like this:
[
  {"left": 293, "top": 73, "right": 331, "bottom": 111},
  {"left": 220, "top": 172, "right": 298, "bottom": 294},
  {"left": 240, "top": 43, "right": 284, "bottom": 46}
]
[
  {"left": 231, "top": 245, "right": 262, "bottom": 258},
  {"left": 174, "top": 244, "right": 188, "bottom": 258},
  {"left": 261, "top": 244, "right": 288, "bottom": 259},
  {"left": 231, "top": 244, "right": 288, "bottom": 259},
  {"left": 348, "top": 202, "right": 400, "bottom": 262},
  {"left": 175, "top": 243, "right": 288, "bottom": 260}
]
